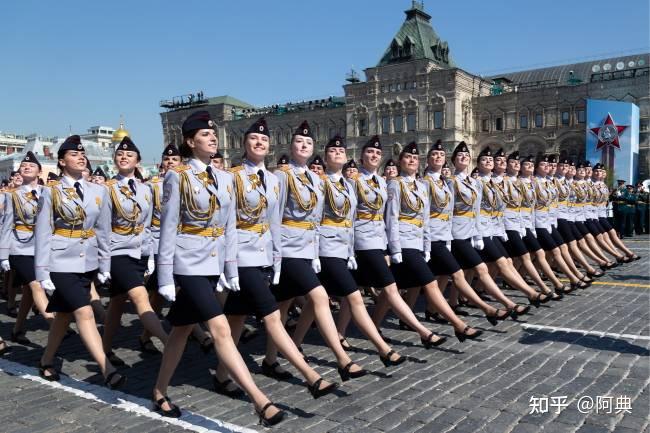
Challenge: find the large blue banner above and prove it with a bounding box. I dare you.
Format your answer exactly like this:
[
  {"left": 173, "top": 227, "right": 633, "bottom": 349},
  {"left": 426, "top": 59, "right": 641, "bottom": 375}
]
[{"left": 586, "top": 99, "right": 639, "bottom": 185}]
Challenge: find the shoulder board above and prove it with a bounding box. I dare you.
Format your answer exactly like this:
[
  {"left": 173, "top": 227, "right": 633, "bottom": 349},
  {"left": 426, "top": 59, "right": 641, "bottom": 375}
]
[
  {"left": 6, "top": 187, "right": 17, "bottom": 193},
  {"left": 172, "top": 165, "right": 190, "bottom": 173},
  {"left": 105, "top": 179, "right": 118, "bottom": 186},
  {"left": 46, "top": 180, "right": 60, "bottom": 187},
  {"left": 350, "top": 173, "right": 360, "bottom": 181},
  {"left": 319, "top": 174, "right": 328, "bottom": 181},
  {"left": 228, "top": 166, "right": 244, "bottom": 174},
  {"left": 149, "top": 176, "right": 160, "bottom": 183},
  {"left": 394, "top": 176, "right": 402, "bottom": 181},
  {"left": 278, "top": 166, "right": 291, "bottom": 173}
]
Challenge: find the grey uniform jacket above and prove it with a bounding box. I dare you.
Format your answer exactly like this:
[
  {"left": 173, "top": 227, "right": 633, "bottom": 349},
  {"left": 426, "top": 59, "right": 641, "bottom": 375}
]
[
  {"left": 319, "top": 173, "right": 356, "bottom": 259},
  {"left": 450, "top": 172, "right": 481, "bottom": 240},
  {"left": 553, "top": 176, "right": 573, "bottom": 221},
  {"left": 477, "top": 175, "right": 501, "bottom": 238},
  {"left": 546, "top": 176, "right": 559, "bottom": 227},
  {"left": 423, "top": 170, "right": 453, "bottom": 242},
  {"left": 157, "top": 158, "right": 237, "bottom": 287},
  {"left": 518, "top": 177, "right": 536, "bottom": 231},
  {"left": 34, "top": 176, "right": 111, "bottom": 282},
  {"left": 569, "top": 179, "right": 587, "bottom": 222},
  {"left": 386, "top": 175, "right": 431, "bottom": 254},
  {"left": 584, "top": 180, "right": 598, "bottom": 219},
  {"left": 274, "top": 161, "right": 323, "bottom": 260},
  {"left": 0, "top": 185, "right": 42, "bottom": 259},
  {"left": 231, "top": 160, "right": 281, "bottom": 267},
  {"left": 106, "top": 175, "right": 153, "bottom": 259},
  {"left": 595, "top": 181, "right": 609, "bottom": 218},
  {"left": 491, "top": 175, "right": 508, "bottom": 239},
  {"left": 147, "top": 176, "right": 163, "bottom": 255},
  {"left": 501, "top": 175, "right": 525, "bottom": 235},
  {"left": 351, "top": 167, "right": 388, "bottom": 251},
  {"left": 533, "top": 175, "right": 553, "bottom": 230}
]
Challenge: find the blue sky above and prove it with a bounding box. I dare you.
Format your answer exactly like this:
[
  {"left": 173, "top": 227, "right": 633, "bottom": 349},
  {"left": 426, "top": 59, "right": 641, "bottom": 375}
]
[{"left": 0, "top": 0, "right": 648, "bottom": 163}]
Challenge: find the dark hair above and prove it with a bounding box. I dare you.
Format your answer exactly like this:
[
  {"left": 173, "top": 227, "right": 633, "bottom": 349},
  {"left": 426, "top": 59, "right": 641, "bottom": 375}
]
[
  {"left": 180, "top": 129, "right": 199, "bottom": 158},
  {"left": 134, "top": 167, "right": 144, "bottom": 181}
]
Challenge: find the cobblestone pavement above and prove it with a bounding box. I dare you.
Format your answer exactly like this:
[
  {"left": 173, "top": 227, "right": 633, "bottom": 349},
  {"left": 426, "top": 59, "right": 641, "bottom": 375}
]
[{"left": 1, "top": 238, "right": 648, "bottom": 433}]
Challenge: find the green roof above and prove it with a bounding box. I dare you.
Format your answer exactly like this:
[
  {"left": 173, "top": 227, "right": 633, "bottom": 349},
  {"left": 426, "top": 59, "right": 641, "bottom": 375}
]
[
  {"left": 377, "top": 2, "right": 455, "bottom": 68},
  {"left": 207, "top": 95, "right": 254, "bottom": 108}
]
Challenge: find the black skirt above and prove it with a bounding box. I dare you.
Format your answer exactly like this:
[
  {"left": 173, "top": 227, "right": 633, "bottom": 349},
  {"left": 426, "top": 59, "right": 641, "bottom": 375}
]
[
  {"left": 479, "top": 237, "right": 506, "bottom": 263},
  {"left": 271, "top": 258, "right": 321, "bottom": 302},
  {"left": 451, "top": 238, "right": 484, "bottom": 270},
  {"left": 569, "top": 222, "right": 583, "bottom": 240},
  {"left": 574, "top": 221, "right": 591, "bottom": 237},
  {"left": 550, "top": 227, "right": 565, "bottom": 246},
  {"left": 167, "top": 275, "right": 222, "bottom": 326},
  {"left": 110, "top": 255, "right": 147, "bottom": 297},
  {"left": 505, "top": 230, "right": 529, "bottom": 257},
  {"left": 353, "top": 249, "right": 395, "bottom": 288},
  {"left": 9, "top": 255, "right": 36, "bottom": 286},
  {"left": 145, "top": 254, "right": 158, "bottom": 292},
  {"left": 223, "top": 267, "right": 278, "bottom": 319},
  {"left": 428, "top": 241, "right": 461, "bottom": 275},
  {"left": 523, "top": 228, "right": 543, "bottom": 253},
  {"left": 493, "top": 237, "right": 510, "bottom": 258},
  {"left": 587, "top": 218, "right": 606, "bottom": 235},
  {"left": 535, "top": 228, "right": 558, "bottom": 251},
  {"left": 319, "top": 257, "right": 359, "bottom": 297},
  {"left": 391, "top": 249, "right": 436, "bottom": 288},
  {"left": 556, "top": 219, "right": 576, "bottom": 243},
  {"left": 46, "top": 272, "right": 95, "bottom": 313},
  {"left": 599, "top": 217, "right": 614, "bottom": 232}
]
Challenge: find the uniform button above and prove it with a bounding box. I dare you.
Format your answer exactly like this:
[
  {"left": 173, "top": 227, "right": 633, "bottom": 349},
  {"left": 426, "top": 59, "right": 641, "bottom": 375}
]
[
  {"left": 260, "top": 247, "right": 264, "bottom": 252},
  {"left": 211, "top": 252, "right": 216, "bottom": 257},
  {"left": 80, "top": 241, "right": 84, "bottom": 244},
  {"left": 80, "top": 253, "right": 84, "bottom": 257}
]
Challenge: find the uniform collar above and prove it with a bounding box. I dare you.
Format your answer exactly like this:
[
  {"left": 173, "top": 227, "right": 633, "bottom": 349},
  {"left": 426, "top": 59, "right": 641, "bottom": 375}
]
[
  {"left": 480, "top": 174, "right": 491, "bottom": 181},
  {"left": 454, "top": 170, "right": 468, "bottom": 180},
  {"left": 326, "top": 171, "right": 343, "bottom": 183},
  {"left": 359, "top": 166, "right": 377, "bottom": 178},
  {"left": 289, "top": 160, "right": 307, "bottom": 174},
  {"left": 189, "top": 158, "right": 208, "bottom": 173},
  {"left": 244, "top": 158, "right": 265, "bottom": 173},
  {"left": 400, "top": 172, "right": 415, "bottom": 182},
  {"left": 115, "top": 173, "right": 136, "bottom": 185},
  {"left": 61, "top": 174, "right": 84, "bottom": 188},
  {"left": 492, "top": 174, "right": 503, "bottom": 182},
  {"left": 425, "top": 169, "right": 441, "bottom": 181}
]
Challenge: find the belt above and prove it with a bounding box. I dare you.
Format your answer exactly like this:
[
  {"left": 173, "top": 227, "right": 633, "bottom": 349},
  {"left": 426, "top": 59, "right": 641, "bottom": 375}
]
[
  {"left": 179, "top": 224, "right": 225, "bottom": 238},
  {"left": 454, "top": 209, "right": 475, "bottom": 218},
  {"left": 550, "top": 203, "right": 558, "bottom": 208},
  {"left": 480, "top": 209, "right": 493, "bottom": 217},
  {"left": 282, "top": 219, "right": 316, "bottom": 230},
  {"left": 520, "top": 207, "right": 532, "bottom": 213},
  {"left": 356, "top": 211, "right": 383, "bottom": 221},
  {"left": 151, "top": 216, "right": 160, "bottom": 227},
  {"left": 558, "top": 201, "right": 568, "bottom": 206},
  {"left": 112, "top": 224, "right": 144, "bottom": 235},
  {"left": 53, "top": 228, "right": 96, "bottom": 239},
  {"left": 237, "top": 222, "right": 270, "bottom": 234},
  {"left": 14, "top": 224, "right": 34, "bottom": 233},
  {"left": 494, "top": 211, "right": 504, "bottom": 217},
  {"left": 321, "top": 217, "right": 352, "bottom": 228},
  {"left": 398, "top": 215, "right": 423, "bottom": 227},
  {"left": 430, "top": 212, "right": 450, "bottom": 221},
  {"left": 506, "top": 206, "right": 520, "bottom": 211},
  {"left": 536, "top": 206, "right": 549, "bottom": 212}
]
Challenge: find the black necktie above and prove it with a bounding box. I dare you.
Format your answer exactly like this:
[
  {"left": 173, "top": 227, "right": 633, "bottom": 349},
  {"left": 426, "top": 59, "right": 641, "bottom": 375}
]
[
  {"left": 257, "top": 169, "right": 266, "bottom": 190},
  {"left": 31, "top": 190, "right": 38, "bottom": 201},
  {"left": 206, "top": 165, "right": 213, "bottom": 178},
  {"left": 372, "top": 175, "right": 378, "bottom": 185},
  {"left": 74, "top": 181, "right": 84, "bottom": 201},
  {"left": 339, "top": 178, "right": 346, "bottom": 189},
  {"left": 128, "top": 179, "right": 137, "bottom": 195}
]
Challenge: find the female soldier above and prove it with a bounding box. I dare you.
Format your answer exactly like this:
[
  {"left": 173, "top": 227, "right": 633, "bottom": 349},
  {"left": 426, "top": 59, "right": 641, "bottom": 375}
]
[
  {"left": 34, "top": 135, "right": 125, "bottom": 388},
  {"left": 290, "top": 135, "right": 405, "bottom": 363},
  {"left": 386, "top": 142, "right": 482, "bottom": 342},
  {"left": 101, "top": 137, "right": 168, "bottom": 365},
  {"left": 268, "top": 121, "right": 366, "bottom": 382},
  {"left": 448, "top": 142, "right": 531, "bottom": 317},
  {"left": 215, "top": 118, "right": 337, "bottom": 398},
  {"left": 383, "top": 159, "right": 398, "bottom": 180},
  {"left": 1, "top": 152, "right": 55, "bottom": 344},
  {"left": 152, "top": 111, "right": 285, "bottom": 425}
]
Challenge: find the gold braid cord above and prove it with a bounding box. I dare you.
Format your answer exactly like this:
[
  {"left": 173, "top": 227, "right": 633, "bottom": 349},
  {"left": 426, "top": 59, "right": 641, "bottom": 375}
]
[
  {"left": 399, "top": 180, "right": 423, "bottom": 212},
  {"left": 354, "top": 176, "right": 383, "bottom": 211},
  {"left": 108, "top": 184, "right": 141, "bottom": 225},
  {"left": 11, "top": 191, "right": 37, "bottom": 229},
  {"left": 480, "top": 179, "right": 498, "bottom": 210},
  {"left": 500, "top": 177, "right": 521, "bottom": 207},
  {"left": 287, "top": 171, "right": 317, "bottom": 212},
  {"left": 453, "top": 176, "right": 477, "bottom": 207},
  {"left": 179, "top": 170, "right": 218, "bottom": 221},
  {"left": 426, "top": 178, "right": 450, "bottom": 210},
  {"left": 518, "top": 181, "right": 535, "bottom": 207},
  {"left": 324, "top": 178, "right": 350, "bottom": 219},
  {"left": 555, "top": 178, "right": 569, "bottom": 201},
  {"left": 234, "top": 171, "right": 267, "bottom": 223},
  {"left": 534, "top": 179, "right": 550, "bottom": 206},
  {"left": 52, "top": 187, "right": 85, "bottom": 227},
  {"left": 152, "top": 183, "right": 161, "bottom": 213}
]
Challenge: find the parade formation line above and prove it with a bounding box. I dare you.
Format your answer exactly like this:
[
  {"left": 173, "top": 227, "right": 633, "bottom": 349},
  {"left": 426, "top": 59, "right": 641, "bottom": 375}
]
[
  {"left": 557, "top": 279, "right": 650, "bottom": 288},
  {"left": 0, "top": 357, "right": 255, "bottom": 433},
  {"left": 520, "top": 323, "right": 650, "bottom": 341}
]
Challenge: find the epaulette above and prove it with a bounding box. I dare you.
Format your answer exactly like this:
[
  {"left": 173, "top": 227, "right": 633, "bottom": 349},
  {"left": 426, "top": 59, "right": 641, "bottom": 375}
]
[
  {"left": 105, "top": 179, "right": 118, "bottom": 187},
  {"left": 394, "top": 176, "right": 403, "bottom": 181},
  {"left": 320, "top": 174, "right": 328, "bottom": 181},
  {"left": 350, "top": 173, "right": 360, "bottom": 181},
  {"left": 172, "top": 165, "right": 190, "bottom": 173},
  {"left": 228, "top": 166, "right": 244, "bottom": 174},
  {"left": 6, "top": 187, "right": 16, "bottom": 193},
  {"left": 46, "top": 180, "right": 60, "bottom": 187},
  {"left": 278, "top": 166, "right": 291, "bottom": 173},
  {"left": 149, "top": 176, "right": 160, "bottom": 183}
]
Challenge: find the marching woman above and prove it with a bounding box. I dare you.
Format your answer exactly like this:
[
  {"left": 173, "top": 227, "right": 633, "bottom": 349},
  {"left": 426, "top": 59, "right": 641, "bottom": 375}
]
[
  {"left": 341, "top": 136, "right": 448, "bottom": 348},
  {"left": 215, "top": 118, "right": 337, "bottom": 398},
  {"left": 34, "top": 135, "right": 126, "bottom": 388},
  {"left": 0, "top": 152, "right": 55, "bottom": 344},
  {"left": 492, "top": 150, "right": 561, "bottom": 300},
  {"left": 290, "top": 135, "right": 405, "bottom": 364},
  {"left": 448, "top": 142, "right": 531, "bottom": 317},
  {"left": 152, "top": 111, "right": 285, "bottom": 425},
  {"left": 385, "top": 142, "right": 482, "bottom": 342},
  {"left": 268, "top": 121, "right": 366, "bottom": 382},
  {"left": 474, "top": 147, "right": 549, "bottom": 306},
  {"left": 383, "top": 159, "right": 398, "bottom": 180},
  {"left": 100, "top": 137, "right": 169, "bottom": 365}
]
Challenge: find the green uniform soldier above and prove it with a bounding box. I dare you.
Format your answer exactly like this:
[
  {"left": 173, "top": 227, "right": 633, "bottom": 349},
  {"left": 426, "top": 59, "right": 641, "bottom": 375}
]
[
  {"left": 635, "top": 183, "right": 649, "bottom": 235},
  {"left": 613, "top": 179, "right": 627, "bottom": 236},
  {"left": 622, "top": 185, "right": 636, "bottom": 237}
]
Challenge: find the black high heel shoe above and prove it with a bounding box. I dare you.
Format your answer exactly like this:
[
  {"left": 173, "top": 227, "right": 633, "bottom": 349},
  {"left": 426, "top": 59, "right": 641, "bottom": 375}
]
[
  {"left": 38, "top": 363, "right": 60, "bottom": 382},
  {"left": 256, "top": 402, "right": 285, "bottom": 427},
  {"left": 337, "top": 362, "right": 367, "bottom": 382},
  {"left": 528, "top": 293, "right": 543, "bottom": 308},
  {"left": 307, "top": 377, "right": 337, "bottom": 399},
  {"left": 379, "top": 349, "right": 406, "bottom": 367},
  {"left": 545, "top": 290, "right": 563, "bottom": 301},
  {"left": 398, "top": 320, "right": 415, "bottom": 331},
  {"left": 213, "top": 377, "right": 244, "bottom": 398},
  {"left": 339, "top": 337, "right": 352, "bottom": 351},
  {"left": 509, "top": 304, "right": 530, "bottom": 319},
  {"left": 580, "top": 276, "right": 593, "bottom": 285},
  {"left": 455, "top": 326, "right": 483, "bottom": 343},
  {"left": 485, "top": 308, "right": 510, "bottom": 326},
  {"left": 153, "top": 395, "right": 181, "bottom": 418},
  {"left": 261, "top": 360, "right": 293, "bottom": 380},
  {"left": 587, "top": 270, "right": 605, "bottom": 278},
  {"left": 425, "top": 310, "right": 448, "bottom": 324},
  {"left": 104, "top": 371, "right": 127, "bottom": 390},
  {"left": 10, "top": 330, "right": 30, "bottom": 345},
  {"left": 421, "top": 332, "right": 446, "bottom": 349}
]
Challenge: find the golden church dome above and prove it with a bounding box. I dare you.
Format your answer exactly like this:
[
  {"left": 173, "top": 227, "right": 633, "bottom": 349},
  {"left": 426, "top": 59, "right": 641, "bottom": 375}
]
[{"left": 112, "top": 120, "right": 130, "bottom": 143}]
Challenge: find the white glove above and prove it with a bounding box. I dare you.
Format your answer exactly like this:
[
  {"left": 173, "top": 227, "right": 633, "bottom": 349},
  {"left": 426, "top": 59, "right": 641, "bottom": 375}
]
[
  {"left": 271, "top": 261, "right": 281, "bottom": 285},
  {"left": 347, "top": 256, "right": 358, "bottom": 270},
  {"left": 446, "top": 241, "right": 452, "bottom": 251},
  {"left": 216, "top": 274, "right": 228, "bottom": 292},
  {"left": 1, "top": 260, "right": 10, "bottom": 272},
  {"left": 473, "top": 237, "right": 484, "bottom": 251},
  {"left": 424, "top": 251, "right": 431, "bottom": 262},
  {"left": 390, "top": 253, "right": 403, "bottom": 264},
  {"left": 311, "top": 258, "right": 321, "bottom": 273},
  {"left": 531, "top": 230, "right": 537, "bottom": 238},
  {"left": 158, "top": 284, "right": 176, "bottom": 302},
  {"left": 41, "top": 280, "right": 56, "bottom": 296},
  {"left": 97, "top": 272, "right": 111, "bottom": 284},
  {"left": 228, "top": 277, "right": 240, "bottom": 292},
  {"left": 146, "top": 256, "right": 155, "bottom": 276},
  {"left": 500, "top": 234, "right": 508, "bottom": 242}
]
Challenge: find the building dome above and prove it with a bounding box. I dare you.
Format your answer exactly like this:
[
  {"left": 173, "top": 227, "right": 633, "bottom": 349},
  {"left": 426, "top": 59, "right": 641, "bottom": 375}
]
[{"left": 112, "top": 120, "right": 130, "bottom": 143}]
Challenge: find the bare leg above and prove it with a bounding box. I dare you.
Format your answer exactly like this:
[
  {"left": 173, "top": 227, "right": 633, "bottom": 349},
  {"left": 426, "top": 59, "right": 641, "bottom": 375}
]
[
  {"left": 584, "top": 233, "right": 613, "bottom": 263},
  {"left": 264, "top": 300, "right": 291, "bottom": 365},
  {"left": 533, "top": 249, "right": 565, "bottom": 289},
  {"left": 128, "top": 286, "right": 168, "bottom": 345},
  {"left": 548, "top": 248, "right": 581, "bottom": 284},
  {"left": 566, "top": 241, "right": 599, "bottom": 274},
  {"left": 140, "top": 290, "right": 165, "bottom": 341},
  {"left": 40, "top": 312, "right": 72, "bottom": 370},
  {"left": 558, "top": 244, "right": 586, "bottom": 279},
  {"left": 472, "top": 264, "right": 519, "bottom": 310},
  {"left": 153, "top": 325, "right": 193, "bottom": 411},
  {"left": 28, "top": 281, "right": 54, "bottom": 321},
  {"left": 515, "top": 254, "right": 552, "bottom": 293},
  {"left": 605, "top": 229, "right": 636, "bottom": 257},
  {"left": 73, "top": 306, "right": 118, "bottom": 378},
  {"left": 420, "top": 282, "right": 479, "bottom": 335},
  {"left": 577, "top": 238, "right": 608, "bottom": 266},
  {"left": 492, "top": 258, "right": 539, "bottom": 298},
  {"left": 102, "top": 295, "right": 127, "bottom": 353},
  {"left": 336, "top": 297, "right": 352, "bottom": 339},
  {"left": 345, "top": 291, "right": 394, "bottom": 355},
  {"left": 13, "top": 286, "right": 33, "bottom": 335}
]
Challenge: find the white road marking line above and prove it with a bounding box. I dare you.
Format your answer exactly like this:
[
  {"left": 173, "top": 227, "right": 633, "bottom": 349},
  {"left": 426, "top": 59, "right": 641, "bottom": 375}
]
[
  {"left": 0, "top": 358, "right": 257, "bottom": 433},
  {"left": 520, "top": 323, "right": 650, "bottom": 341}
]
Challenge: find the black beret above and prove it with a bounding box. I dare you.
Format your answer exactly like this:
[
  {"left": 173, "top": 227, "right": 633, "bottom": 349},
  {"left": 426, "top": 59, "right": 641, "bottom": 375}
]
[
  {"left": 117, "top": 136, "right": 140, "bottom": 155},
  {"left": 535, "top": 154, "right": 550, "bottom": 166},
  {"left": 294, "top": 120, "right": 312, "bottom": 138},
  {"left": 309, "top": 155, "right": 325, "bottom": 167},
  {"left": 22, "top": 151, "right": 41, "bottom": 169},
  {"left": 507, "top": 151, "right": 520, "bottom": 161},
  {"left": 211, "top": 151, "right": 223, "bottom": 159},
  {"left": 384, "top": 159, "right": 397, "bottom": 168},
  {"left": 451, "top": 141, "right": 470, "bottom": 160},
  {"left": 522, "top": 154, "right": 535, "bottom": 164},
  {"left": 471, "top": 167, "right": 479, "bottom": 175},
  {"left": 548, "top": 154, "right": 558, "bottom": 163},
  {"left": 477, "top": 146, "right": 492, "bottom": 160},
  {"left": 162, "top": 144, "right": 180, "bottom": 157},
  {"left": 494, "top": 148, "right": 506, "bottom": 158},
  {"left": 246, "top": 117, "right": 270, "bottom": 137},
  {"left": 569, "top": 160, "right": 576, "bottom": 167},
  {"left": 559, "top": 157, "right": 572, "bottom": 165},
  {"left": 47, "top": 172, "right": 59, "bottom": 182},
  {"left": 400, "top": 141, "right": 419, "bottom": 156},
  {"left": 576, "top": 161, "right": 586, "bottom": 169},
  {"left": 325, "top": 135, "right": 345, "bottom": 149},
  {"left": 344, "top": 159, "right": 358, "bottom": 169},
  {"left": 92, "top": 167, "right": 107, "bottom": 178},
  {"left": 277, "top": 154, "right": 289, "bottom": 165},
  {"left": 429, "top": 139, "right": 444, "bottom": 153},
  {"left": 182, "top": 110, "right": 214, "bottom": 137},
  {"left": 362, "top": 135, "right": 382, "bottom": 151},
  {"left": 593, "top": 163, "right": 605, "bottom": 170},
  {"left": 442, "top": 161, "right": 450, "bottom": 169},
  {"left": 584, "top": 160, "right": 592, "bottom": 168},
  {"left": 58, "top": 135, "right": 85, "bottom": 157}
]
